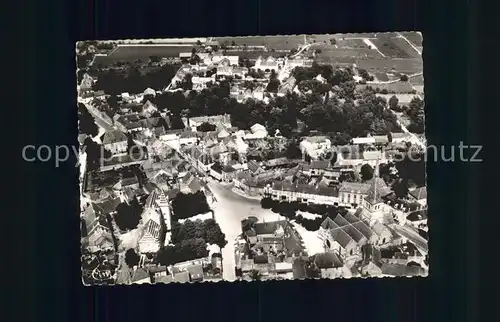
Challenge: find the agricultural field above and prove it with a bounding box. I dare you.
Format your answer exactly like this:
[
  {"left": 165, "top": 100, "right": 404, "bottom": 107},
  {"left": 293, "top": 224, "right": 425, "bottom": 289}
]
[
  {"left": 312, "top": 44, "right": 383, "bottom": 64},
  {"left": 109, "top": 45, "right": 195, "bottom": 59},
  {"left": 92, "top": 45, "right": 195, "bottom": 66},
  {"left": 215, "top": 35, "right": 305, "bottom": 50},
  {"left": 357, "top": 81, "right": 415, "bottom": 93},
  {"left": 389, "top": 37, "right": 421, "bottom": 58},
  {"left": 409, "top": 74, "right": 425, "bottom": 86},
  {"left": 374, "top": 72, "right": 389, "bottom": 82},
  {"left": 370, "top": 38, "right": 411, "bottom": 59},
  {"left": 225, "top": 50, "right": 286, "bottom": 61},
  {"left": 356, "top": 58, "right": 423, "bottom": 75},
  {"left": 336, "top": 38, "right": 370, "bottom": 49},
  {"left": 399, "top": 32, "right": 423, "bottom": 47},
  {"left": 335, "top": 32, "right": 378, "bottom": 39}
]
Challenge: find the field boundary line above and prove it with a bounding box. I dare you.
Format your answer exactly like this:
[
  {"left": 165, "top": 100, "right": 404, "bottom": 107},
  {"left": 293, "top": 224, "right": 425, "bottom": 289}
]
[
  {"left": 363, "top": 38, "right": 386, "bottom": 57},
  {"left": 396, "top": 32, "right": 422, "bottom": 56}
]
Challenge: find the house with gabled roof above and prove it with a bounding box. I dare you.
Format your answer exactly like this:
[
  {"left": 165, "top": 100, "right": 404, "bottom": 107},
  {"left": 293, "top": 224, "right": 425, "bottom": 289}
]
[
  {"left": 138, "top": 204, "right": 163, "bottom": 253},
  {"left": 322, "top": 227, "right": 359, "bottom": 258},
  {"left": 155, "top": 271, "right": 190, "bottom": 284},
  {"left": 300, "top": 136, "right": 331, "bottom": 160},
  {"left": 253, "top": 85, "right": 265, "bottom": 100},
  {"left": 338, "top": 181, "right": 371, "bottom": 208},
  {"left": 409, "top": 186, "right": 427, "bottom": 207},
  {"left": 102, "top": 130, "right": 128, "bottom": 155},
  {"left": 319, "top": 212, "right": 383, "bottom": 259},
  {"left": 137, "top": 188, "right": 173, "bottom": 253},
  {"left": 130, "top": 267, "right": 152, "bottom": 284},
  {"left": 371, "top": 220, "right": 393, "bottom": 246},
  {"left": 140, "top": 100, "right": 158, "bottom": 118}
]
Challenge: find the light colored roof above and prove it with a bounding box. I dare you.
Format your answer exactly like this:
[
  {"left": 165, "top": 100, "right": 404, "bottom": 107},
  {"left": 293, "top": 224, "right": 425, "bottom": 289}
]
[
  {"left": 352, "top": 137, "right": 375, "bottom": 144},
  {"left": 144, "top": 88, "right": 156, "bottom": 96},
  {"left": 363, "top": 150, "right": 383, "bottom": 161},
  {"left": 217, "top": 129, "right": 229, "bottom": 138},
  {"left": 339, "top": 182, "right": 371, "bottom": 194}
]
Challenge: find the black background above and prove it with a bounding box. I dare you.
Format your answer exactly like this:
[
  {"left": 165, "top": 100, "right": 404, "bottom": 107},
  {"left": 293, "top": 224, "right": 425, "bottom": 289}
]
[{"left": 12, "top": 0, "right": 489, "bottom": 321}]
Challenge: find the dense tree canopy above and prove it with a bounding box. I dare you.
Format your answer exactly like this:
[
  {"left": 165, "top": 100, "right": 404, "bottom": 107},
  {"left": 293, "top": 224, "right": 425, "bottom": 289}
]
[
  {"left": 82, "top": 137, "right": 111, "bottom": 172},
  {"left": 124, "top": 248, "right": 140, "bottom": 267},
  {"left": 360, "top": 164, "right": 374, "bottom": 181},
  {"left": 92, "top": 64, "right": 180, "bottom": 95},
  {"left": 114, "top": 199, "right": 143, "bottom": 231},
  {"left": 406, "top": 97, "right": 425, "bottom": 134},
  {"left": 171, "top": 191, "right": 211, "bottom": 219},
  {"left": 197, "top": 122, "right": 217, "bottom": 132},
  {"left": 78, "top": 103, "right": 99, "bottom": 137},
  {"left": 157, "top": 238, "right": 209, "bottom": 266}
]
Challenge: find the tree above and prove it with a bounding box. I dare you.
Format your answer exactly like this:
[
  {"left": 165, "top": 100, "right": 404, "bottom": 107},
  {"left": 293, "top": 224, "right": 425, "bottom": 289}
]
[
  {"left": 172, "top": 191, "right": 211, "bottom": 219},
  {"left": 360, "top": 164, "right": 374, "bottom": 181},
  {"left": 203, "top": 219, "right": 228, "bottom": 249},
  {"left": 266, "top": 72, "right": 280, "bottom": 92},
  {"left": 114, "top": 200, "right": 142, "bottom": 231},
  {"left": 249, "top": 269, "right": 262, "bottom": 281},
  {"left": 189, "top": 54, "right": 201, "bottom": 65},
  {"left": 400, "top": 74, "right": 409, "bottom": 82},
  {"left": 392, "top": 179, "right": 409, "bottom": 198},
  {"left": 231, "top": 40, "right": 236, "bottom": 46},
  {"left": 149, "top": 56, "right": 161, "bottom": 63},
  {"left": 197, "top": 122, "right": 216, "bottom": 132},
  {"left": 260, "top": 198, "right": 276, "bottom": 209},
  {"left": 285, "top": 140, "right": 302, "bottom": 159},
  {"left": 77, "top": 103, "right": 99, "bottom": 137},
  {"left": 389, "top": 95, "right": 399, "bottom": 110},
  {"left": 179, "top": 74, "right": 194, "bottom": 90},
  {"left": 196, "top": 40, "right": 202, "bottom": 47},
  {"left": 124, "top": 249, "right": 140, "bottom": 267},
  {"left": 83, "top": 137, "right": 110, "bottom": 172},
  {"left": 180, "top": 238, "right": 209, "bottom": 259}
]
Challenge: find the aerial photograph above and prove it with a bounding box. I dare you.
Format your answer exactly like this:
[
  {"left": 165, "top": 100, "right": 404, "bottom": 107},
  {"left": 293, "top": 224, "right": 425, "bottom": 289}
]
[{"left": 77, "top": 32, "right": 428, "bottom": 285}]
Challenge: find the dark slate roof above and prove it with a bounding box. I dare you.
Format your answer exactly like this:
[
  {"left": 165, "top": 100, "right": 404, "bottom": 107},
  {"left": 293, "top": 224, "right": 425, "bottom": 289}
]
[
  {"left": 148, "top": 265, "right": 168, "bottom": 274},
  {"left": 222, "top": 165, "right": 237, "bottom": 173},
  {"left": 131, "top": 268, "right": 150, "bottom": 282},
  {"left": 314, "top": 252, "right": 343, "bottom": 269},
  {"left": 321, "top": 217, "right": 340, "bottom": 230},
  {"left": 247, "top": 160, "right": 261, "bottom": 173},
  {"left": 185, "top": 264, "right": 204, "bottom": 282},
  {"left": 253, "top": 221, "right": 288, "bottom": 235},
  {"left": 292, "top": 258, "right": 307, "bottom": 279},
  {"left": 409, "top": 186, "right": 427, "bottom": 200},
  {"left": 342, "top": 225, "right": 365, "bottom": 243},
  {"left": 310, "top": 160, "right": 330, "bottom": 170},
  {"left": 333, "top": 215, "right": 350, "bottom": 227},
  {"left": 364, "top": 178, "right": 392, "bottom": 204},
  {"left": 381, "top": 263, "right": 426, "bottom": 276},
  {"left": 272, "top": 181, "right": 339, "bottom": 197},
  {"left": 351, "top": 221, "right": 375, "bottom": 240},
  {"left": 339, "top": 182, "right": 371, "bottom": 194},
  {"left": 253, "top": 255, "right": 269, "bottom": 264},
  {"left": 406, "top": 209, "right": 428, "bottom": 221},
  {"left": 92, "top": 197, "right": 121, "bottom": 216},
  {"left": 102, "top": 130, "right": 128, "bottom": 145},
  {"left": 155, "top": 271, "right": 190, "bottom": 283},
  {"left": 329, "top": 228, "right": 354, "bottom": 248}
]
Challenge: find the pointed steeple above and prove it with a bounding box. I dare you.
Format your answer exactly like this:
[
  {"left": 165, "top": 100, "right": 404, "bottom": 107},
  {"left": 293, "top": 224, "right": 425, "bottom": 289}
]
[{"left": 372, "top": 158, "right": 381, "bottom": 206}]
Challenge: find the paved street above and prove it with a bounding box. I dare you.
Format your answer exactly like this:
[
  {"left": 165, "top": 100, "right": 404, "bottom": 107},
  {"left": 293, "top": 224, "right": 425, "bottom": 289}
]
[{"left": 206, "top": 179, "right": 282, "bottom": 281}]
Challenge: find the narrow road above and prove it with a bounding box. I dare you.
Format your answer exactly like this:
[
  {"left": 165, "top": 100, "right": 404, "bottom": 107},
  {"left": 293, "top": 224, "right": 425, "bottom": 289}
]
[{"left": 206, "top": 179, "right": 281, "bottom": 281}]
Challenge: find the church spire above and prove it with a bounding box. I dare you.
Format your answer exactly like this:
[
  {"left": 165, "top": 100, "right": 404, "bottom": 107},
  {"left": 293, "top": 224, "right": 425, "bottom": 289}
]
[{"left": 373, "top": 158, "right": 380, "bottom": 205}]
